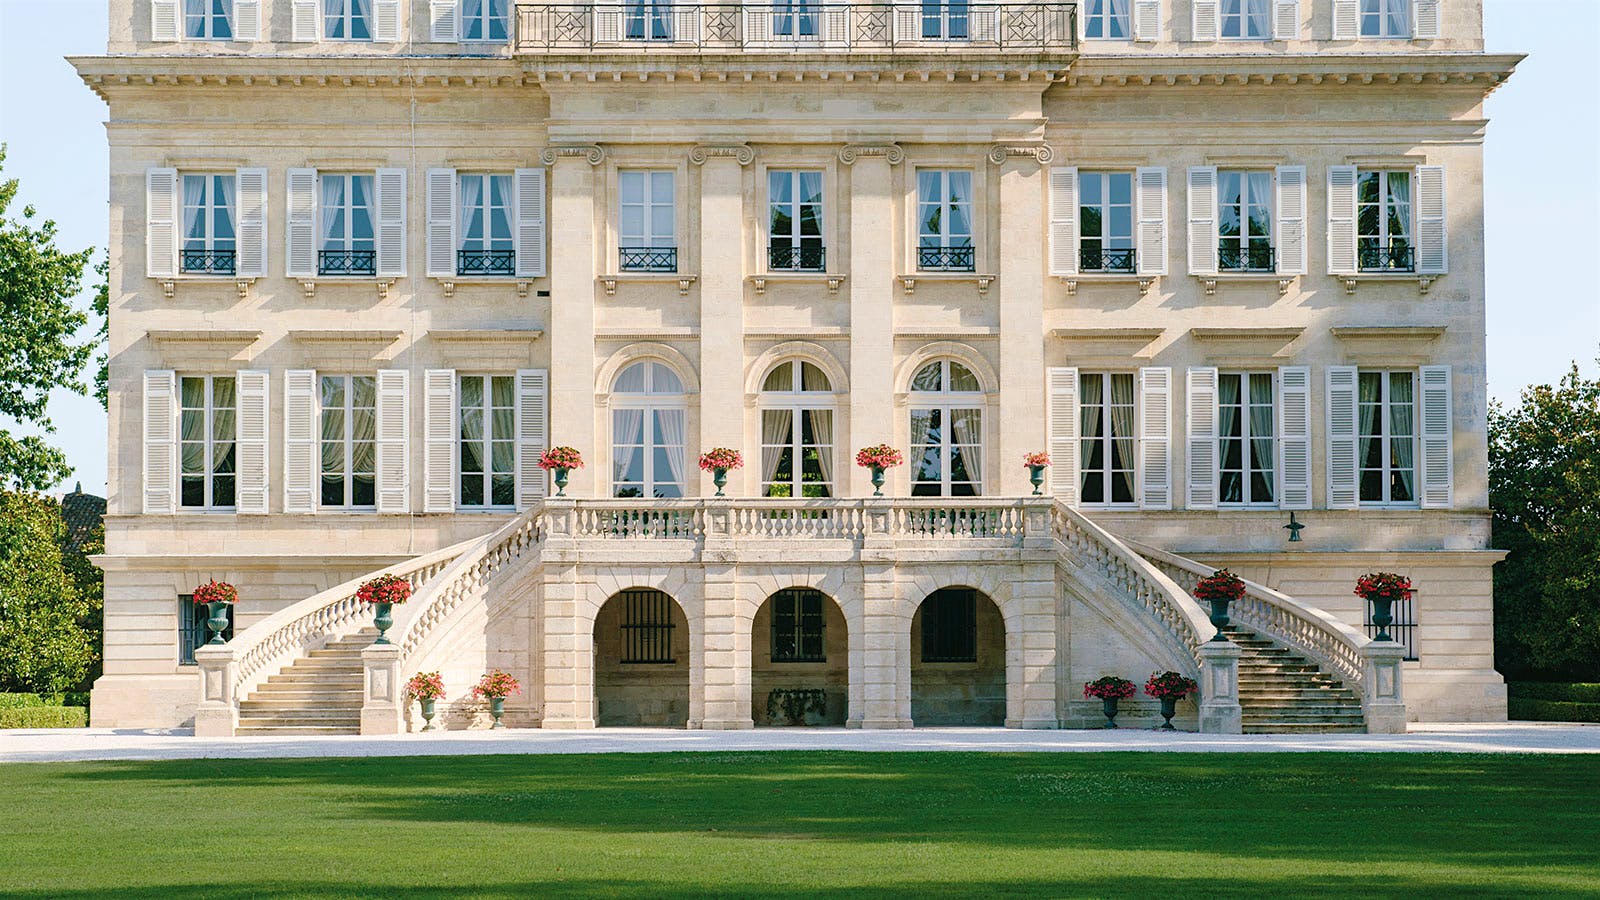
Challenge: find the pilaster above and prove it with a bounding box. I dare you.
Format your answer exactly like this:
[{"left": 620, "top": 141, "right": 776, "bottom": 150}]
[
  {"left": 695, "top": 145, "right": 753, "bottom": 490},
  {"left": 536, "top": 504, "right": 597, "bottom": 728},
  {"left": 843, "top": 144, "right": 901, "bottom": 497},
  {"left": 992, "top": 144, "right": 1051, "bottom": 496},
  {"left": 543, "top": 145, "right": 604, "bottom": 497}
]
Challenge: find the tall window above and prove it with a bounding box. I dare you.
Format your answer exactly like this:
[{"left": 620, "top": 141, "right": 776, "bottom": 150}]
[
  {"left": 181, "top": 174, "right": 237, "bottom": 275},
  {"left": 1218, "top": 170, "right": 1273, "bottom": 272},
  {"left": 768, "top": 171, "right": 824, "bottom": 271},
  {"left": 179, "top": 375, "right": 236, "bottom": 509},
  {"left": 917, "top": 170, "right": 974, "bottom": 271},
  {"left": 461, "top": 0, "right": 510, "bottom": 40},
  {"left": 1219, "top": 372, "right": 1276, "bottom": 506},
  {"left": 910, "top": 360, "right": 983, "bottom": 497},
  {"left": 611, "top": 361, "right": 687, "bottom": 499},
  {"left": 1357, "top": 170, "right": 1413, "bottom": 271},
  {"left": 319, "top": 174, "right": 376, "bottom": 275},
  {"left": 458, "top": 173, "right": 514, "bottom": 275},
  {"left": 618, "top": 171, "right": 676, "bottom": 272},
  {"left": 1358, "top": 370, "right": 1417, "bottom": 505},
  {"left": 618, "top": 589, "right": 676, "bottom": 664},
  {"left": 770, "top": 589, "right": 826, "bottom": 663},
  {"left": 920, "top": 588, "right": 977, "bottom": 662},
  {"left": 323, "top": 0, "right": 373, "bottom": 40},
  {"left": 184, "top": 0, "right": 233, "bottom": 39},
  {"left": 320, "top": 374, "right": 377, "bottom": 508},
  {"left": 178, "top": 594, "right": 232, "bottom": 665},
  {"left": 1079, "top": 171, "right": 1135, "bottom": 273},
  {"left": 921, "top": 0, "right": 970, "bottom": 39},
  {"left": 1080, "top": 372, "right": 1136, "bottom": 505},
  {"left": 459, "top": 375, "right": 515, "bottom": 508},
  {"left": 760, "top": 360, "right": 834, "bottom": 498},
  {"left": 1359, "top": 0, "right": 1409, "bottom": 37},
  {"left": 1083, "top": 0, "right": 1130, "bottom": 38},
  {"left": 1221, "top": 0, "right": 1270, "bottom": 38}
]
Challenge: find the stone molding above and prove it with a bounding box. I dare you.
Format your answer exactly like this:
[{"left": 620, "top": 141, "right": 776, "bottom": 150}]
[
  {"left": 837, "top": 143, "right": 904, "bottom": 166},
  {"left": 539, "top": 144, "right": 606, "bottom": 166},
  {"left": 987, "top": 143, "right": 1055, "bottom": 165},
  {"left": 689, "top": 144, "right": 756, "bottom": 166}
]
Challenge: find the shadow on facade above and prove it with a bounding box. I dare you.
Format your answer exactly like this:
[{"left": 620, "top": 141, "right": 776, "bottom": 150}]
[
  {"left": 750, "top": 588, "right": 849, "bottom": 726},
  {"left": 593, "top": 588, "right": 690, "bottom": 727},
  {"left": 910, "top": 587, "right": 1005, "bottom": 726}
]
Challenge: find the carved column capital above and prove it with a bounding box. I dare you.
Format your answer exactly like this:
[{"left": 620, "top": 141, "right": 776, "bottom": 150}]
[
  {"left": 837, "top": 143, "right": 905, "bottom": 166},
  {"left": 539, "top": 144, "right": 607, "bottom": 166},
  {"left": 988, "top": 143, "right": 1055, "bottom": 166},
  {"left": 689, "top": 144, "right": 757, "bottom": 166}
]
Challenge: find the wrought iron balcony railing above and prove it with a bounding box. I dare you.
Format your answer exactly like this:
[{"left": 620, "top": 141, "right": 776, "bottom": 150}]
[
  {"left": 1079, "top": 246, "right": 1135, "bottom": 273},
  {"left": 619, "top": 246, "right": 679, "bottom": 272},
  {"left": 181, "top": 248, "right": 237, "bottom": 276},
  {"left": 458, "top": 248, "right": 517, "bottom": 276},
  {"left": 1358, "top": 244, "right": 1415, "bottom": 273},
  {"left": 318, "top": 249, "right": 378, "bottom": 276},
  {"left": 768, "top": 244, "right": 826, "bottom": 271},
  {"left": 1218, "top": 243, "right": 1275, "bottom": 273},
  {"left": 918, "top": 245, "right": 976, "bottom": 272},
  {"left": 514, "top": 2, "right": 1078, "bottom": 52}
]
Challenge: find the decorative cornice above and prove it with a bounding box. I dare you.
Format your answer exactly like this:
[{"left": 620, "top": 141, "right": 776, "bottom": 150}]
[
  {"left": 689, "top": 144, "right": 756, "bottom": 166},
  {"left": 837, "top": 143, "right": 904, "bottom": 166},
  {"left": 988, "top": 143, "right": 1054, "bottom": 165},
  {"left": 539, "top": 144, "right": 606, "bottom": 166},
  {"left": 1061, "top": 53, "right": 1523, "bottom": 95}
]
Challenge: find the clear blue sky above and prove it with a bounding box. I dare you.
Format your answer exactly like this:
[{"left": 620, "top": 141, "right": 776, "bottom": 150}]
[{"left": 0, "top": 0, "right": 1597, "bottom": 496}]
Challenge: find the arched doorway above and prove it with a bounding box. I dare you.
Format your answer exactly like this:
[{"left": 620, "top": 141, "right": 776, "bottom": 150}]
[
  {"left": 750, "top": 588, "right": 848, "bottom": 726},
  {"left": 593, "top": 588, "right": 690, "bottom": 727},
  {"left": 909, "top": 587, "right": 1005, "bottom": 726}
]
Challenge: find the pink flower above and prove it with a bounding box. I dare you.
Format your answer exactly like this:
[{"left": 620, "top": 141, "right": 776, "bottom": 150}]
[
  {"left": 538, "top": 446, "right": 585, "bottom": 470},
  {"left": 406, "top": 671, "right": 446, "bottom": 701},
  {"left": 191, "top": 579, "right": 238, "bottom": 605},
  {"left": 356, "top": 573, "right": 412, "bottom": 605},
  {"left": 471, "top": 671, "right": 521, "bottom": 700},
  {"left": 855, "top": 444, "right": 904, "bottom": 469},
  {"left": 698, "top": 448, "right": 744, "bottom": 472},
  {"left": 1023, "top": 451, "right": 1051, "bottom": 468}
]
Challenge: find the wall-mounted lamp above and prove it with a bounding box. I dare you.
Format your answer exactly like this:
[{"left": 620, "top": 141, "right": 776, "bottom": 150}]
[{"left": 1284, "top": 512, "right": 1305, "bottom": 543}]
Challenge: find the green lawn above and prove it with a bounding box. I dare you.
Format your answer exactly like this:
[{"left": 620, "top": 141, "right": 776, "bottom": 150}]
[{"left": 1, "top": 752, "right": 1597, "bottom": 898}]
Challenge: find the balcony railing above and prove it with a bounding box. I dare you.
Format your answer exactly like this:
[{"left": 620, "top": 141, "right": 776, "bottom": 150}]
[
  {"left": 918, "top": 245, "right": 975, "bottom": 272},
  {"left": 768, "top": 244, "right": 826, "bottom": 271},
  {"left": 1079, "top": 246, "right": 1135, "bottom": 273},
  {"left": 514, "top": 2, "right": 1078, "bottom": 52},
  {"left": 619, "top": 246, "right": 679, "bottom": 272},
  {"left": 1218, "top": 243, "right": 1275, "bottom": 273},
  {"left": 458, "top": 248, "right": 517, "bottom": 276},
  {"left": 319, "top": 249, "right": 378, "bottom": 276},
  {"left": 181, "top": 248, "right": 237, "bottom": 276},
  {"left": 1359, "top": 244, "right": 1415, "bottom": 273}
]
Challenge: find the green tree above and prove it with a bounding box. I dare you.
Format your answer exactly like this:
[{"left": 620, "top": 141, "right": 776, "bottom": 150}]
[
  {"left": 92, "top": 258, "right": 109, "bottom": 411},
  {"left": 1489, "top": 358, "right": 1600, "bottom": 681},
  {"left": 0, "top": 146, "right": 95, "bottom": 490},
  {"left": 0, "top": 491, "right": 95, "bottom": 695}
]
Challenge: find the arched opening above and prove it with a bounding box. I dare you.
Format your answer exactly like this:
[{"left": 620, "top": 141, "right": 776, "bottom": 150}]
[
  {"left": 908, "top": 360, "right": 985, "bottom": 497},
  {"left": 750, "top": 588, "right": 849, "bottom": 726},
  {"left": 758, "top": 360, "right": 837, "bottom": 498},
  {"left": 592, "top": 588, "right": 690, "bottom": 727},
  {"left": 610, "top": 360, "right": 688, "bottom": 499},
  {"left": 910, "top": 587, "right": 1005, "bottom": 726}
]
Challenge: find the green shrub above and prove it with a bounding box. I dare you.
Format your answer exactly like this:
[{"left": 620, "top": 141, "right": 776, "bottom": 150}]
[
  {"left": 1509, "top": 683, "right": 1600, "bottom": 704},
  {"left": 1507, "top": 697, "right": 1600, "bottom": 724},
  {"left": 0, "top": 706, "right": 87, "bottom": 728},
  {"left": 0, "top": 693, "right": 47, "bottom": 709}
]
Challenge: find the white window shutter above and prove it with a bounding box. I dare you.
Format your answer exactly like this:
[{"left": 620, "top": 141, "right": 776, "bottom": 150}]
[
  {"left": 376, "top": 168, "right": 407, "bottom": 278},
  {"left": 1274, "top": 165, "right": 1307, "bottom": 276},
  {"left": 233, "top": 0, "right": 261, "bottom": 40},
  {"left": 151, "top": 0, "right": 180, "bottom": 40},
  {"left": 1048, "top": 166, "right": 1079, "bottom": 276},
  {"left": 1327, "top": 165, "right": 1358, "bottom": 275},
  {"left": 286, "top": 168, "right": 318, "bottom": 278},
  {"left": 143, "top": 370, "right": 177, "bottom": 514},
  {"left": 1185, "top": 367, "right": 1219, "bottom": 509},
  {"left": 516, "top": 369, "right": 550, "bottom": 508},
  {"left": 1139, "top": 367, "right": 1172, "bottom": 510},
  {"left": 235, "top": 168, "right": 268, "bottom": 279},
  {"left": 235, "top": 369, "right": 270, "bottom": 515},
  {"left": 146, "top": 168, "right": 178, "bottom": 279},
  {"left": 1415, "top": 165, "right": 1447, "bottom": 275},
  {"left": 1192, "top": 0, "right": 1218, "bottom": 40},
  {"left": 423, "top": 369, "right": 457, "bottom": 513},
  {"left": 1326, "top": 366, "right": 1359, "bottom": 509},
  {"left": 1186, "top": 166, "right": 1218, "bottom": 276},
  {"left": 425, "top": 168, "right": 457, "bottom": 279},
  {"left": 375, "top": 369, "right": 411, "bottom": 514},
  {"left": 373, "top": 0, "right": 402, "bottom": 40},
  {"left": 1277, "top": 366, "right": 1312, "bottom": 510},
  {"left": 1133, "top": 0, "right": 1161, "bottom": 40},
  {"left": 431, "top": 0, "right": 459, "bottom": 41},
  {"left": 1136, "top": 167, "right": 1168, "bottom": 276},
  {"left": 291, "top": 0, "right": 319, "bottom": 40},
  {"left": 1047, "top": 367, "right": 1079, "bottom": 505},
  {"left": 1332, "top": 0, "right": 1358, "bottom": 39},
  {"left": 1273, "top": 0, "right": 1299, "bottom": 39},
  {"left": 1412, "top": 0, "right": 1440, "bottom": 38},
  {"left": 283, "top": 370, "right": 318, "bottom": 514},
  {"left": 1418, "top": 365, "right": 1453, "bottom": 508},
  {"left": 515, "top": 168, "right": 547, "bottom": 278}
]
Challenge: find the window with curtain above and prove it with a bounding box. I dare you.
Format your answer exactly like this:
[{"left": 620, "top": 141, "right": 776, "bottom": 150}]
[
  {"left": 910, "top": 360, "right": 983, "bottom": 497},
  {"left": 324, "top": 0, "right": 373, "bottom": 40},
  {"left": 759, "top": 360, "right": 834, "bottom": 498},
  {"left": 916, "top": 170, "right": 974, "bottom": 271},
  {"left": 319, "top": 173, "right": 376, "bottom": 275},
  {"left": 1219, "top": 372, "right": 1276, "bottom": 506},
  {"left": 771, "top": 0, "right": 819, "bottom": 37},
  {"left": 320, "top": 374, "right": 377, "bottom": 508},
  {"left": 181, "top": 174, "right": 237, "bottom": 275},
  {"left": 1079, "top": 372, "right": 1136, "bottom": 505},
  {"left": 459, "top": 374, "right": 515, "bottom": 508},
  {"left": 457, "top": 173, "right": 515, "bottom": 275},
  {"left": 1218, "top": 170, "right": 1274, "bottom": 272},
  {"left": 184, "top": 0, "right": 233, "bottom": 39},
  {"left": 768, "top": 171, "right": 824, "bottom": 271},
  {"left": 1083, "top": 0, "right": 1131, "bottom": 38},
  {"left": 462, "top": 0, "right": 510, "bottom": 40},
  {"left": 920, "top": 0, "right": 970, "bottom": 39},
  {"left": 1358, "top": 370, "right": 1417, "bottom": 505},
  {"left": 1220, "top": 0, "right": 1271, "bottom": 38},
  {"left": 1078, "top": 171, "right": 1135, "bottom": 272},
  {"left": 770, "top": 589, "right": 826, "bottom": 662},
  {"left": 624, "top": 0, "right": 673, "bottom": 39},
  {"left": 618, "top": 171, "right": 676, "bottom": 271},
  {"left": 611, "top": 361, "right": 687, "bottom": 498},
  {"left": 179, "top": 375, "right": 236, "bottom": 509},
  {"left": 1359, "top": 0, "right": 1409, "bottom": 37},
  {"left": 1357, "top": 170, "right": 1413, "bottom": 271}
]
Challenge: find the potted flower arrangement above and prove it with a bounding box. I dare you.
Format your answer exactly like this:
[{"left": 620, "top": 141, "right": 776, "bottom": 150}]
[
  {"left": 1083, "top": 675, "right": 1136, "bottom": 728},
  {"left": 191, "top": 579, "right": 237, "bottom": 645},
  {"left": 855, "top": 444, "right": 904, "bottom": 497},
  {"left": 406, "top": 671, "right": 446, "bottom": 731},
  {"left": 1023, "top": 451, "right": 1050, "bottom": 496},
  {"left": 1193, "top": 569, "right": 1247, "bottom": 639},
  {"left": 1144, "top": 671, "right": 1198, "bottom": 731},
  {"left": 538, "top": 446, "right": 584, "bottom": 497},
  {"left": 356, "top": 573, "right": 412, "bottom": 645},
  {"left": 1355, "top": 572, "right": 1413, "bottom": 642},
  {"left": 471, "top": 670, "right": 520, "bottom": 729},
  {"left": 699, "top": 448, "right": 743, "bottom": 497}
]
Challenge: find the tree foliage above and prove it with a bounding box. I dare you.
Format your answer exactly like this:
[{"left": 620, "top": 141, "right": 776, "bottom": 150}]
[
  {"left": 0, "top": 491, "right": 97, "bottom": 695},
  {"left": 93, "top": 258, "right": 109, "bottom": 411},
  {"left": 1489, "top": 358, "right": 1600, "bottom": 681}
]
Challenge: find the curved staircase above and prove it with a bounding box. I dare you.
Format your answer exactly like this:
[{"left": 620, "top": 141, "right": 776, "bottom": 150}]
[
  {"left": 1226, "top": 625, "right": 1366, "bottom": 733},
  {"left": 235, "top": 630, "right": 377, "bottom": 735}
]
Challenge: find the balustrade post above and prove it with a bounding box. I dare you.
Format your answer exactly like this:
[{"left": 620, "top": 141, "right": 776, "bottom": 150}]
[
  {"left": 1197, "top": 641, "right": 1243, "bottom": 734},
  {"left": 359, "top": 643, "right": 405, "bottom": 735},
  {"left": 193, "top": 645, "right": 238, "bottom": 737},
  {"left": 1359, "top": 641, "right": 1408, "bottom": 734}
]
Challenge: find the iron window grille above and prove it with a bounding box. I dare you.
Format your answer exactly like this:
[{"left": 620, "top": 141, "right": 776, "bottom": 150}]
[
  {"left": 318, "top": 249, "right": 378, "bottom": 276},
  {"left": 768, "top": 245, "right": 827, "bottom": 272},
  {"left": 917, "top": 245, "right": 975, "bottom": 272},
  {"left": 920, "top": 588, "right": 978, "bottom": 662},
  {"left": 457, "top": 249, "right": 517, "bottom": 275},
  {"left": 1218, "top": 244, "right": 1276, "bottom": 273},
  {"left": 1358, "top": 245, "right": 1415, "bottom": 273},
  {"left": 619, "top": 588, "right": 677, "bottom": 663},
  {"left": 1364, "top": 595, "right": 1418, "bottom": 661},
  {"left": 619, "top": 246, "right": 678, "bottom": 272},
  {"left": 181, "top": 249, "right": 238, "bottom": 276},
  {"left": 178, "top": 594, "right": 232, "bottom": 666},
  {"left": 1079, "top": 247, "right": 1135, "bottom": 273},
  {"left": 770, "top": 589, "right": 826, "bottom": 662}
]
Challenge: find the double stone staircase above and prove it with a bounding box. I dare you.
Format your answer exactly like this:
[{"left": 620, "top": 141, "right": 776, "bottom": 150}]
[
  {"left": 1225, "top": 625, "right": 1366, "bottom": 733},
  {"left": 235, "top": 630, "right": 377, "bottom": 736}
]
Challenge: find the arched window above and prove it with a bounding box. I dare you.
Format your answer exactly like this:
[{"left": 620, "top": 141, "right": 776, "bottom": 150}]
[
  {"left": 909, "top": 359, "right": 983, "bottom": 497},
  {"left": 611, "top": 360, "right": 687, "bottom": 498},
  {"left": 758, "top": 360, "right": 835, "bottom": 498}
]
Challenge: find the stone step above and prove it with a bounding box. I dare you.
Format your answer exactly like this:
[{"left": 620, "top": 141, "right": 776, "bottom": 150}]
[
  {"left": 241, "top": 699, "right": 365, "bottom": 711},
  {"left": 1244, "top": 723, "right": 1366, "bottom": 734},
  {"left": 1239, "top": 691, "right": 1360, "bottom": 703},
  {"left": 284, "top": 658, "right": 366, "bottom": 670},
  {"left": 238, "top": 717, "right": 362, "bottom": 729},
  {"left": 236, "top": 726, "right": 359, "bottom": 736},
  {"left": 1240, "top": 705, "right": 1364, "bottom": 718},
  {"left": 239, "top": 707, "right": 363, "bottom": 720},
  {"left": 251, "top": 684, "right": 364, "bottom": 697},
  {"left": 264, "top": 673, "right": 364, "bottom": 685}
]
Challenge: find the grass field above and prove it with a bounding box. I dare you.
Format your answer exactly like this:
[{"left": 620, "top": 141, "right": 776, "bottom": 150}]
[{"left": 2, "top": 751, "right": 1597, "bottom": 898}]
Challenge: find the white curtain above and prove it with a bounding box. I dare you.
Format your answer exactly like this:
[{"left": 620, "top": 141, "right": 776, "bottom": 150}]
[
  {"left": 458, "top": 174, "right": 483, "bottom": 251},
  {"left": 215, "top": 175, "right": 237, "bottom": 249},
  {"left": 808, "top": 409, "right": 833, "bottom": 495},
  {"left": 183, "top": 176, "right": 205, "bottom": 247},
  {"left": 1110, "top": 375, "right": 1136, "bottom": 502},
  {"left": 1108, "top": 0, "right": 1131, "bottom": 32},
  {"left": 1390, "top": 376, "right": 1416, "bottom": 500},
  {"left": 656, "top": 409, "right": 686, "bottom": 493},
  {"left": 948, "top": 172, "right": 973, "bottom": 245},
  {"left": 1388, "top": 173, "right": 1412, "bottom": 242},
  {"left": 950, "top": 407, "right": 981, "bottom": 491},
  {"left": 320, "top": 176, "right": 344, "bottom": 251},
  {"left": 762, "top": 409, "right": 791, "bottom": 492},
  {"left": 612, "top": 408, "right": 644, "bottom": 494},
  {"left": 1247, "top": 0, "right": 1270, "bottom": 36}
]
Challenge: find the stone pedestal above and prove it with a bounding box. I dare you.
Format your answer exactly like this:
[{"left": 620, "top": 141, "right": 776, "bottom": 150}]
[
  {"left": 192, "top": 646, "right": 237, "bottom": 737},
  {"left": 1360, "top": 641, "right": 1409, "bottom": 734},
  {"left": 1197, "top": 640, "right": 1243, "bottom": 734},
  {"left": 359, "top": 643, "right": 405, "bottom": 735}
]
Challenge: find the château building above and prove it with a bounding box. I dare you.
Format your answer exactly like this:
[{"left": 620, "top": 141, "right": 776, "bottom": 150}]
[{"left": 77, "top": 0, "right": 1518, "bottom": 734}]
